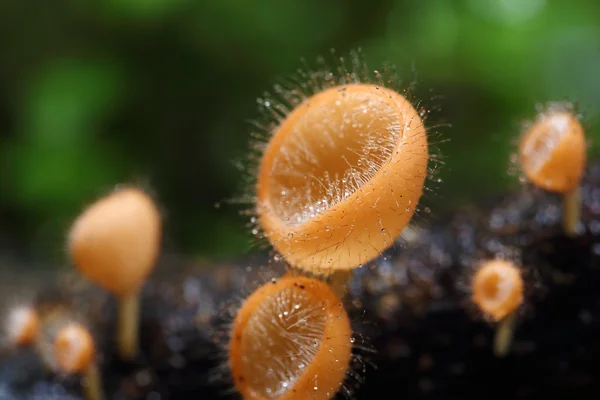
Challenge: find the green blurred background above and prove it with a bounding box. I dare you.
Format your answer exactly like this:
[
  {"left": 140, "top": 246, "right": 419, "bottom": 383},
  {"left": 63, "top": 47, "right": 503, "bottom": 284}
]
[{"left": 1, "top": 0, "right": 599, "bottom": 264}]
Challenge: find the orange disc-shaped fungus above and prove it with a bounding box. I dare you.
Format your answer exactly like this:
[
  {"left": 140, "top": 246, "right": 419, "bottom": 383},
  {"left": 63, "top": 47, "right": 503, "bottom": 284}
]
[
  {"left": 257, "top": 83, "right": 428, "bottom": 273},
  {"left": 54, "top": 323, "right": 95, "bottom": 374},
  {"left": 229, "top": 275, "right": 352, "bottom": 400},
  {"left": 472, "top": 259, "right": 524, "bottom": 322},
  {"left": 68, "top": 187, "right": 161, "bottom": 297},
  {"left": 519, "top": 109, "right": 586, "bottom": 194},
  {"left": 6, "top": 306, "right": 39, "bottom": 346}
]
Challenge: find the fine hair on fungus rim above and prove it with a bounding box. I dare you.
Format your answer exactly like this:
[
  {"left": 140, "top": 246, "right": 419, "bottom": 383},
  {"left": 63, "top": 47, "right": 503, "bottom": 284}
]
[
  {"left": 228, "top": 274, "right": 353, "bottom": 399},
  {"left": 245, "top": 50, "right": 442, "bottom": 274}
]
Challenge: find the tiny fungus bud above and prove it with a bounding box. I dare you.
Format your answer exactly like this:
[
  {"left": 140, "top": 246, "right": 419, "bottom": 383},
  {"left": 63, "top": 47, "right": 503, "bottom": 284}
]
[
  {"left": 5, "top": 306, "right": 39, "bottom": 346},
  {"left": 472, "top": 259, "right": 524, "bottom": 357},
  {"left": 257, "top": 83, "right": 428, "bottom": 273},
  {"left": 519, "top": 105, "right": 586, "bottom": 235},
  {"left": 472, "top": 259, "right": 523, "bottom": 321},
  {"left": 68, "top": 187, "right": 162, "bottom": 360},
  {"left": 54, "top": 323, "right": 95, "bottom": 374},
  {"left": 229, "top": 274, "right": 352, "bottom": 399},
  {"left": 54, "top": 323, "right": 103, "bottom": 400}
]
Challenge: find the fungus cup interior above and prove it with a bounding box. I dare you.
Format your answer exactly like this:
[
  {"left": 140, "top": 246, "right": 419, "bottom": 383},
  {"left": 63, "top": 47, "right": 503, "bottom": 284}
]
[
  {"left": 257, "top": 83, "right": 428, "bottom": 273},
  {"left": 229, "top": 274, "right": 352, "bottom": 400}
]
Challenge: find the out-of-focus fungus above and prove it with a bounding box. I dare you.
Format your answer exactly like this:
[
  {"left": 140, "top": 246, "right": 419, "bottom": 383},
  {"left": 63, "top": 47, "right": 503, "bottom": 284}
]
[
  {"left": 68, "top": 187, "right": 161, "bottom": 360},
  {"left": 519, "top": 105, "right": 586, "bottom": 236}
]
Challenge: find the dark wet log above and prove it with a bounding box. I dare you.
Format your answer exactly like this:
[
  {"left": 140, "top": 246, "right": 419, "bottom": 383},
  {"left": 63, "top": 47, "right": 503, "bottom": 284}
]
[{"left": 2, "top": 162, "right": 600, "bottom": 399}]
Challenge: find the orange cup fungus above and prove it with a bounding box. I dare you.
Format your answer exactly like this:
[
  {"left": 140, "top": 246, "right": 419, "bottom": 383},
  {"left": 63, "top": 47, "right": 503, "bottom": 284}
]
[
  {"left": 54, "top": 323, "right": 95, "bottom": 374},
  {"left": 5, "top": 306, "right": 39, "bottom": 346},
  {"left": 519, "top": 106, "right": 586, "bottom": 235},
  {"left": 68, "top": 187, "right": 162, "bottom": 360},
  {"left": 472, "top": 259, "right": 524, "bottom": 322},
  {"left": 229, "top": 274, "right": 352, "bottom": 399},
  {"left": 519, "top": 108, "right": 586, "bottom": 194},
  {"left": 256, "top": 83, "right": 428, "bottom": 273},
  {"left": 54, "top": 323, "right": 104, "bottom": 400}
]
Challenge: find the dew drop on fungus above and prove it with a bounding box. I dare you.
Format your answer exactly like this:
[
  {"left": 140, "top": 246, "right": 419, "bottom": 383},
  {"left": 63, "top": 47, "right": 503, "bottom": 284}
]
[
  {"left": 229, "top": 275, "right": 352, "bottom": 399},
  {"left": 256, "top": 83, "right": 428, "bottom": 273}
]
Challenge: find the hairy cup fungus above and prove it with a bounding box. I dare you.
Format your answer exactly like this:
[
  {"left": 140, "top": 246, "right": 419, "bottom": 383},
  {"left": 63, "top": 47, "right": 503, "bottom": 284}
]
[
  {"left": 256, "top": 83, "right": 429, "bottom": 273},
  {"left": 54, "top": 323, "right": 103, "bottom": 400},
  {"left": 5, "top": 305, "right": 39, "bottom": 346},
  {"left": 519, "top": 104, "right": 586, "bottom": 236},
  {"left": 472, "top": 259, "right": 524, "bottom": 357},
  {"left": 229, "top": 274, "right": 352, "bottom": 399},
  {"left": 68, "top": 187, "right": 161, "bottom": 360}
]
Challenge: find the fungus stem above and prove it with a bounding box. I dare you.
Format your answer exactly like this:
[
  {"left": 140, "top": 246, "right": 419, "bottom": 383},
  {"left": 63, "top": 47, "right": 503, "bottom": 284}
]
[
  {"left": 330, "top": 270, "right": 353, "bottom": 298},
  {"left": 83, "top": 363, "right": 104, "bottom": 400},
  {"left": 117, "top": 291, "right": 140, "bottom": 360},
  {"left": 493, "top": 312, "right": 517, "bottom": 358},
  {"left": 563, "top": 186, "right": 581, "bottom": 236}
]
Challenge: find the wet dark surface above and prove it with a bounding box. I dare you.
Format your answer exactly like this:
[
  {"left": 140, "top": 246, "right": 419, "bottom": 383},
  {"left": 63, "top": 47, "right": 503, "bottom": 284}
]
[{"left": 3, "top": 162, "right": 600, "bottom": 399}]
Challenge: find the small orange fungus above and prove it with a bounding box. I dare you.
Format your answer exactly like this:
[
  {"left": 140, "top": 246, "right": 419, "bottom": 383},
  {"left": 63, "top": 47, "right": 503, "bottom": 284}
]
[
  {"left": 68, "top": 187, "right": 161, "bottom": 297},
  {"left": 6, "top": 306, "right": 39, "bottom": 346},
  {"left": 54, "top": 323, "right": 104, "bottom": 400},
  {"left": 257, "top": 83, "right": 428, "bottom": 273},
  {"left": 229, "top": 275, "right": 352, "bottom": 399},
  {"left": 519, "top": 106, "right": 586, "bottom": 236},
  {"left": 54, "top": 323, "right": 95, "bottom": 374},
  {"left": 68, "top": 187, "right": 161, "bottom": 360},
  {"left": 472, "top": 259, "right": 524, "bottom": 322},
  {"left": 519, "top": 108, "right": 585, "bottom": 194}
]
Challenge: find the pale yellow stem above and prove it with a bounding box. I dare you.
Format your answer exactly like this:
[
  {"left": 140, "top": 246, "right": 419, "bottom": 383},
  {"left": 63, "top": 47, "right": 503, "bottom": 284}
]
[
  {"left": 329, "top": 270, "right": 353, "bottom": 299},
  {"left": 493, "top": 312, "right": 517, "bottom": 358},
  {"left": 117, "top": 291, "right": 140, "bottom": 360},
  {"left": 83, "top": 363, "right": 104, "bottom": 400},
  {"left": 563, "top": 186, "right": 581, "bottom": 236}
]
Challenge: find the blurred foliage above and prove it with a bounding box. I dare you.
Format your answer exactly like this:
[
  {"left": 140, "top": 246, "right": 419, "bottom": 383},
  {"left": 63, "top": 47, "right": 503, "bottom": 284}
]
[{"left": 0, "top": 0, "right": 599, "bottom": 263}]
